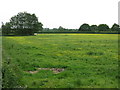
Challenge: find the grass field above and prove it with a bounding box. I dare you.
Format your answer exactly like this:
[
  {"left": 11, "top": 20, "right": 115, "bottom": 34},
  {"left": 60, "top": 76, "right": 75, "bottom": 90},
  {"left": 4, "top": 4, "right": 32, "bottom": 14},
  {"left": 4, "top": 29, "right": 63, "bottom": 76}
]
[{"left": 2, "top": 34, "right": 118, "bottom": 88}]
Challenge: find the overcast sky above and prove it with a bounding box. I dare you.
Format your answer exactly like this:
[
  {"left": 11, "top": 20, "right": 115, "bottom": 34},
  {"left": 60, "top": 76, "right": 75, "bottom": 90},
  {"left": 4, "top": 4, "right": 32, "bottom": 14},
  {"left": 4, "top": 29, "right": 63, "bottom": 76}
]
[{"left": 0, "top": 0, "right": 119, "bottom": 29}]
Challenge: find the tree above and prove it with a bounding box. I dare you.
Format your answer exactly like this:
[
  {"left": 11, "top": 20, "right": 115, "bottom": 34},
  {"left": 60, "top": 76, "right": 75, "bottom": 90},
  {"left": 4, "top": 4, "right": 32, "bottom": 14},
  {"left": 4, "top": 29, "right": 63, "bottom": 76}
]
[
  {"left": 79, "top": 23, "right": 91, "bottom": 31},
  {"left": 58, "top": 26, "right": 65, "bottom": 31},
  {"left": 98, "top": 24, "right": 109, "bottom": 31},
  {"left": 2, "top": 12, "right": 43, "bottom": 35},
  {"left": 111, "top": 23, "right": 120, "bottom": 31},
  {"left": 90, "top": 25, "right": 98, "bottom": 32},
  {"left": 2, "top": 22, "right": 12, "bottom": 35}
]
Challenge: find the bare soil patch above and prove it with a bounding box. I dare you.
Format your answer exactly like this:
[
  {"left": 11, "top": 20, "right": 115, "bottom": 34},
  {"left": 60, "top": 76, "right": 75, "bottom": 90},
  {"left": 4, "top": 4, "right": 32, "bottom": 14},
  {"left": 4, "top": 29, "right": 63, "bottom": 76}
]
[{"left": 25, "top": 68, "right": 65, "bottom": 74}]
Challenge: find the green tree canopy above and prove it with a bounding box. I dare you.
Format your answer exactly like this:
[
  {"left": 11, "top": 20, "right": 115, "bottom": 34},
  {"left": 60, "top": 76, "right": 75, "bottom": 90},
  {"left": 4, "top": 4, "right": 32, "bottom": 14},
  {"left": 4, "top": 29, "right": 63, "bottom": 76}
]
[
  {"left": 111, "top": 23, "right": 120, "bottom": 31},
  {"left": 98, "top": 24, "right": 109, "bottom": 31},
  {"left": 58, "top": 26, "right": 65, "bottom": 31},
  {"left": 90, "top": 25, "right": 98, "bottom": 32},
  {"left": 2, "top": 12, "right": 43, "bottom": 35},
  {"left": 79, "top": 23, "right": 91, "bottom": 31},
  {"left": 2, "top": 22, "right": 12, "bottom": 35}
]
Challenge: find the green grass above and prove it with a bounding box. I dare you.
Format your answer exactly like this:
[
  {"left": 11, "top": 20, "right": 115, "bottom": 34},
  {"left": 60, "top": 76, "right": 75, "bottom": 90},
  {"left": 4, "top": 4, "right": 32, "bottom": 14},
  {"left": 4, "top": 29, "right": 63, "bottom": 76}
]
[{"left": 2, "top": 34, "right": 118, "bottom": 88}]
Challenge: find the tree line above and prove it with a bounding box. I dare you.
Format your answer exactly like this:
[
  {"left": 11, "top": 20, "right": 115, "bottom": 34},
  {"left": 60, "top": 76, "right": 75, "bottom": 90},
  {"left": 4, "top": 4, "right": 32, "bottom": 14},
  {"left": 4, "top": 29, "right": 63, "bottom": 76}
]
[
  {"left": 43, "top": 23, "right": 120, "bottom": 33},
  {"left": 78, "top": 23, "right": 120, "bottom": 32},
  {"left": 1, "top": 12, "right": 120, "bottom": 35}
]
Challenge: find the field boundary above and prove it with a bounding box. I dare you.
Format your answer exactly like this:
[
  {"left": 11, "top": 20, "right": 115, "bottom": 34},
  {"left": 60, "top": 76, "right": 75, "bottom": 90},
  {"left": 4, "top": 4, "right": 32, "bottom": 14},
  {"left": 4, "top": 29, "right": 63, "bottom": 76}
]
[{"left": 38, "top": 32, "right": 119, "bottom": 34}]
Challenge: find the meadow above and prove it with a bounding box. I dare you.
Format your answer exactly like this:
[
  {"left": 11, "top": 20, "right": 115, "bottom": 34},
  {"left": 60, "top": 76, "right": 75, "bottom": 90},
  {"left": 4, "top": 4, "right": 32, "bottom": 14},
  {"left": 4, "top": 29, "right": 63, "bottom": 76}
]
[{"left": 2, "top": 34, "right": 118, "bottom": 88}]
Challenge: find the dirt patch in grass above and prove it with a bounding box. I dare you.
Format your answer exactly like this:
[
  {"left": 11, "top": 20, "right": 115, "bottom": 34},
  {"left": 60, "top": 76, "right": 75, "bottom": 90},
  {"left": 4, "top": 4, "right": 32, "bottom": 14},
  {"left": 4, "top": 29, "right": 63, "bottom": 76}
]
[
  {"left": 26, "top": 68, "right": 65, "bottom": 74},
  {"left": 26, "top": 71, "right": 38, "bottom": 74}
]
